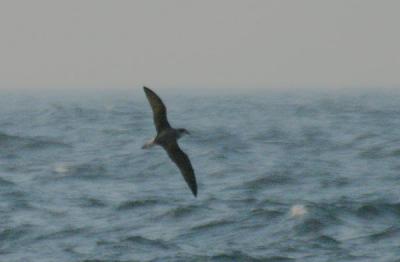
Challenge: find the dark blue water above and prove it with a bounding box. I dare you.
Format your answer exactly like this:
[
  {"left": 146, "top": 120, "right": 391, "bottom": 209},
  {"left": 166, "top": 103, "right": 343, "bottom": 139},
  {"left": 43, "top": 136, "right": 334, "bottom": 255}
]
[{"left": 0, "top": 88, "right": 400, "bottom": 261}]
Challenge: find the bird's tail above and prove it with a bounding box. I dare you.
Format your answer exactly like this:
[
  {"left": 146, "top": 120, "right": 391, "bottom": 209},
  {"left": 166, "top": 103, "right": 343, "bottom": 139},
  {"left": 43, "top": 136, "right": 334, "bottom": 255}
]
[{"left": 142, "top": 138, "right": 155, "bottom": 149}]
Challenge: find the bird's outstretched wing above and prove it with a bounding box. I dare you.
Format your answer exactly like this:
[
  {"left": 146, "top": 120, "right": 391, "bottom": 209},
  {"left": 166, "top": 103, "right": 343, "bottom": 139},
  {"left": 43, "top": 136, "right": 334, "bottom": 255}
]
[
  {"left": 162, "top": 141, "right": 197, "bottom": 197},
  {"left": 143, "top": 86, "right": 171, "bottom": 133}
]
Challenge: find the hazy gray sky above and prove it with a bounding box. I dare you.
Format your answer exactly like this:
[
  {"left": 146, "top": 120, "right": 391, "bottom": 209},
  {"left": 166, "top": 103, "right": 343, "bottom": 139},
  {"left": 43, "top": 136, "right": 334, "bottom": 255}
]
[{"left": 0, "top": 0, "right": 399, "bottom": 89}]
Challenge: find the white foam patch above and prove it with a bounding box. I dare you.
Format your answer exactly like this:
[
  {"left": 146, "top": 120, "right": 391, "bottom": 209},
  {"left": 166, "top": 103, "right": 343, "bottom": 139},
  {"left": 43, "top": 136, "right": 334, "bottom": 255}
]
[
  {"left": 290, "top": 204, "right": 307, "bottom": 218},
  {"left": 54, "top": 163, "right": 69, "bottom": 174}
]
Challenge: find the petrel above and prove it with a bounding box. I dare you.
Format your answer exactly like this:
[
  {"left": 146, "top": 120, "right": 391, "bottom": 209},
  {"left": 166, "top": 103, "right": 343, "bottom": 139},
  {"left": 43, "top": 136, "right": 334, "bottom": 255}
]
[{"left": 142, "top": 86, "right": 198, "bottom": 197}]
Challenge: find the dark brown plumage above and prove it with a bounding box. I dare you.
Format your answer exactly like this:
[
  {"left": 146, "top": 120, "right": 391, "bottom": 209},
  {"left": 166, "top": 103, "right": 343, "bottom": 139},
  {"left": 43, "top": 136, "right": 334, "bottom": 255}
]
[
  {"left": 143, "top": 87, "right": 171, "bottom": 133},
  {"left": 143, "top": 86, "right": 198, "bottom": 197}
]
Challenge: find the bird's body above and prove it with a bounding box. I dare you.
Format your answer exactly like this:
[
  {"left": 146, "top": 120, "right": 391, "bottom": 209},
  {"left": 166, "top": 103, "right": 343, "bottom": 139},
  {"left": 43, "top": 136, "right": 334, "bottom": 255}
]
[
  {"left": 155, "top": 128, "right": 181, "bottom": 146},
  {"left": 142, "top": 86, "right": 198, "bottom": 197},
  {"left": 142, "top": 128, "right": 184, "bottom": 148}
]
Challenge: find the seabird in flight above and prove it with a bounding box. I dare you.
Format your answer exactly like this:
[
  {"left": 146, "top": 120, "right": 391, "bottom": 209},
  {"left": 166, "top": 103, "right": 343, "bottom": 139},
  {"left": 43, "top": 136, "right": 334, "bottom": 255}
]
[{"left": 142, "top": 86, "right": 198, "bottom": 197}]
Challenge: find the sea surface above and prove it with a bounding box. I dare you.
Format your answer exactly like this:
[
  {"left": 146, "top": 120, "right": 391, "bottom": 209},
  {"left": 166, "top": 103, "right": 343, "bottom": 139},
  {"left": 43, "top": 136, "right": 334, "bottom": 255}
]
[{"left": 0, "top": 88, "right": 400, "bottom": 262}]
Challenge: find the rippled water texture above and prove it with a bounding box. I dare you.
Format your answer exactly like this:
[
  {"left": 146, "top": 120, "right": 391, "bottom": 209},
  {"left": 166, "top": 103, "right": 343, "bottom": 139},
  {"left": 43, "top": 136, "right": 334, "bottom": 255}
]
[{"left": 0, "top": 88, "right": 400, "bottom": 261}]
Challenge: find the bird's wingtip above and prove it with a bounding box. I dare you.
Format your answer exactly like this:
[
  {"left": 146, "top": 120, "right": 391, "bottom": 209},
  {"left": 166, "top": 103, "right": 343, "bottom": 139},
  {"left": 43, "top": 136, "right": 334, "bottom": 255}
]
[
  {"left": 143, "top": 86, "right": 153, "bottom": 94},
  {"left": 192, "top": 188, "right": 198, "bottom": 198}
]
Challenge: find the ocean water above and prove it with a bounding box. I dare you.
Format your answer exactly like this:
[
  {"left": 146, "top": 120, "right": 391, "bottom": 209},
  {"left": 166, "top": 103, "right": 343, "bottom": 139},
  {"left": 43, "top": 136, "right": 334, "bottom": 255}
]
[{"left": 0, "top": 88, "right": 400, "bottom": 262}]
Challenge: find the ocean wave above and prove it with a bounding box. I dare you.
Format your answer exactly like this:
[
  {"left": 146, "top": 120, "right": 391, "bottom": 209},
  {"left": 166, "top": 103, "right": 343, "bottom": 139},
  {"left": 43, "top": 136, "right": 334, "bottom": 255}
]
[
  {"left": 23, "top": 137, "right": 71, "bottom": 150},
  {"left": 389, "top": 148, "right": 400, "bottom": 157},
  {"left": 80, "top": 197, "right": 108, "bottom": 208},
  {"left": 250, "top": 126, "right": 288, "bottom": 142},
  {"left": 190, "top": 128, "right": 246, "bottom": 148},
  {"left": 319, "top": 175, "right": 349, "bottom": 189},
  {"left": 294, "top": 218, "right": 325, "bottom": 235},
  {"left": 0, "top": 132, "right": 21, "bottom": 142},
  {"left": 52, "top": 161, "right": 108, "bottom": 180},
  {"left": 101, "top": 128, "right": 130, "bottom": 136},
  {"left": 315, "top": 235, "right": 340, "bottom": 246},
  {"left": 0, "top": 132, "right": 71, "bottom": 151},
  {"left": 161, "top": 205, "right": 200, "bottom": 219},
  {"left": 48, "top": 104, "right": 102, "bottom": 123},
  {"left": 358, "top": 145, "right": 386, "bottom": 159},
  {"left": 355, "top": 202, "right": 400, "bottom": 219},
  {"left": 190, "top": 218, "right": 235, "bottom": 232},
  {"left": 0, "top": 224, "right": 34, "bottom": 242},
  {"left": 209, "top": 251, "right": 262, "bottom": 262},
  {"left": 249, "top": 208, "right": 283, "bottom": 220},
  {"left": 35, "top": 226, "right": 89, "bottom": 241},
  {"left": 123, "top": 235, "right": 172, "bottom": 250},
  {"left": 0, "top": 177, "right": 15, "bottom": 186},
  {"left": 80, "top": 260, "right": 137, "bottom": 262},
  {"left": 241, "top": 172, "right": 294, "bottom": 191},
  {"left": 117, "top": 199, "right": 160, "bottom": 211},
  {"left": 255, "top": 256, "right": 295, "bottom": 262},
  {"left": 2, "top": 190, "right": 32, "bottom": 210},
  {"left": 367, "top": 226, "right": 400, "bottom": 241}
]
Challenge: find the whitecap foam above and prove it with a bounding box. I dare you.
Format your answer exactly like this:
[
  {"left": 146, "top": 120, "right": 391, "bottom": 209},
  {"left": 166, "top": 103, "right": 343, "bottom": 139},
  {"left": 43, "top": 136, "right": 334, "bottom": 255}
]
[
  {"left": 53, "top": 163, "right": 69, "bottom": 174},
  {"left": 290, "top": 204, "right": 307, "bottom": 218}
]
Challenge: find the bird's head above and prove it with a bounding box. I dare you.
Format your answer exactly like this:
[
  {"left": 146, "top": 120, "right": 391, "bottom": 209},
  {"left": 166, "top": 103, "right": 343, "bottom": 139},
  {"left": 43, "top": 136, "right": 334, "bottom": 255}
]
[{"left": 177, "top": 128, "right": 190, "bottom": 138}]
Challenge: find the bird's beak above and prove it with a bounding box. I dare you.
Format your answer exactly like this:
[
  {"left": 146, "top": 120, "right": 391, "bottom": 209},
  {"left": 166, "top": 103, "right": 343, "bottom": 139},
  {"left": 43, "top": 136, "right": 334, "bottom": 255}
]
[{"left": 185, "top": 130, "right": 191, "bottom": 135}]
